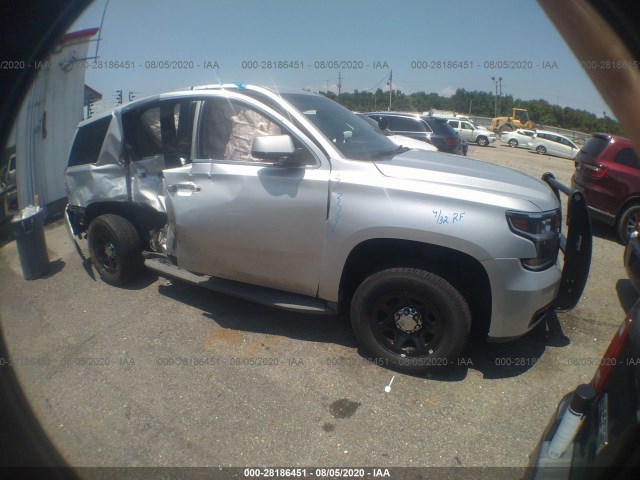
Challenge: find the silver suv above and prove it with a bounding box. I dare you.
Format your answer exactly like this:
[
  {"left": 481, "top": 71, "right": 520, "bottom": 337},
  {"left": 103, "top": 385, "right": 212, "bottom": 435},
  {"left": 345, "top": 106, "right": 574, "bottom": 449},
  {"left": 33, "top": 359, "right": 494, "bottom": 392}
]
[
  {"left": 64, "top": 84, "right": 591, "bottom": 373},
  {"left": 445, "top": 118, "right": 496, "bottom": 146}
]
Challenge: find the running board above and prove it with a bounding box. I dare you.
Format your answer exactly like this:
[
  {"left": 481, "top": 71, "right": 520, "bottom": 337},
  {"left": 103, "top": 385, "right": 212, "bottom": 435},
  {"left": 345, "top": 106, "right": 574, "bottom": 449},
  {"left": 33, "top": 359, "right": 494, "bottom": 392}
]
[{"left": 144, "top": 257, "right": 334, "bottom": 315}]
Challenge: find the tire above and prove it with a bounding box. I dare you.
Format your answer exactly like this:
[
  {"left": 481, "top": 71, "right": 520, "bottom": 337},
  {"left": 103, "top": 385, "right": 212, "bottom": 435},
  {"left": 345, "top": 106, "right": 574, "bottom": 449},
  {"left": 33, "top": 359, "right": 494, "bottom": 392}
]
[
  {"left": 508, "top": 139, "right": 518, "bottom": 148},
  {"left": 536, "top": 145, "right": 547, "bottom": 155},
  {"left": 350, "top": 267, "right": 471, "bottom": 374},
  {"left": 498, "top": 125, "right": 513, "bottom": 135},
  {"left": 477, "top": 136, "right": 489, "bottom": 147},
  {"left": 617, "top": 204, "right": 640, "bottom": 243},
  {"left": 88, "top": 214, "right": 143, "bottom": 285}
]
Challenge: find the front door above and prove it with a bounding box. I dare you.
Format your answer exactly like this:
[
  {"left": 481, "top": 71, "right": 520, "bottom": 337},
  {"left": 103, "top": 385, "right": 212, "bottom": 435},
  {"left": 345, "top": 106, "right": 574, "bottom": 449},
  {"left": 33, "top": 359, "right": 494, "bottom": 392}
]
[{"left": 163, "top": 96, "right": 330, "bottom": 297}]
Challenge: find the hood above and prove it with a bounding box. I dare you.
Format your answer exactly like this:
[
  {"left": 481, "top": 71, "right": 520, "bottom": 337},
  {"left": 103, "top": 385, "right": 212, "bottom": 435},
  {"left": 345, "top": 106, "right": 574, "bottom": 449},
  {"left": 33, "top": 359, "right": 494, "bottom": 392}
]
[{"left": 373, "top": 151, "right": 558, "bottom": 211}]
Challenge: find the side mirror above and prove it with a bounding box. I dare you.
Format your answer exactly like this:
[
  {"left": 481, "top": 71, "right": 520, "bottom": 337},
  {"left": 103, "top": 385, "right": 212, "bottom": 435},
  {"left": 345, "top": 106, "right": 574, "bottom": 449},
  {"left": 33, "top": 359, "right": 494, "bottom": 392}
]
[
  {"left": 252, "top": 135, "right": 302, "bottom": 166},
  {"left": 378, "top": 117, "right": 389, "bottom": 130}
]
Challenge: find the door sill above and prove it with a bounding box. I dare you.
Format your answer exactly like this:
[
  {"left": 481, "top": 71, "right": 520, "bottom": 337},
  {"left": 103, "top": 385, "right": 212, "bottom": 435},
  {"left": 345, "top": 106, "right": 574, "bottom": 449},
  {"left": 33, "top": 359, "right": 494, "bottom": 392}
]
[{"left": 144, "top": 256, "right": 335, "bottom": 315}]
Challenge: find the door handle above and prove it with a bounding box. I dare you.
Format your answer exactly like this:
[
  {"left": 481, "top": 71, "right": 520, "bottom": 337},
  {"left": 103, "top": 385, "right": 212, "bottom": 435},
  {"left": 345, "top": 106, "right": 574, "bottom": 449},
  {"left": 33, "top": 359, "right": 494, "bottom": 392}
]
[{"left": 167, "top": 182, "right": 201, "bottom": 193}]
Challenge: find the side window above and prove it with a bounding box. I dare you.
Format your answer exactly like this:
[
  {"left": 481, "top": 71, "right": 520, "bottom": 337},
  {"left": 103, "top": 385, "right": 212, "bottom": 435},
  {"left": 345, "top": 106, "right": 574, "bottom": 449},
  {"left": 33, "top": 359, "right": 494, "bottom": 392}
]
[
  {"left": 448, "top": 120, "right": 459, "bottom": 129},
  {"left": 198, "top": 99, "right": 315, "bottom": 165},
  {"left": 122, "top": 104, "right": 163, "bottom": 161},
  {"left": 67, "top": 116, "right": 111, "bottom": 167},
  {"left": 387, "top": 116, "right": 425, "bottom": 132},
  {"left": 462, "top": 122, "right": 473, "bottom": 130},
  {"left": 614, "top": 148, "right": 640, "bottom": 169},
  {"left": 160, "top": 100, "right": 196, "bottom": 167}
]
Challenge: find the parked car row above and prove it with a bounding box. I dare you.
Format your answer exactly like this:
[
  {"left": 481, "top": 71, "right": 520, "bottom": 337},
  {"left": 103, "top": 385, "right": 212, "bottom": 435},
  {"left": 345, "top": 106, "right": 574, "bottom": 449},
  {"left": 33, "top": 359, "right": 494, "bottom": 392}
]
[
  {"left": 364, "top": 112, "right": 465, "bottom": 155},
  {"left": 501, "top": 129, "right": 580, "bottom": 159}
]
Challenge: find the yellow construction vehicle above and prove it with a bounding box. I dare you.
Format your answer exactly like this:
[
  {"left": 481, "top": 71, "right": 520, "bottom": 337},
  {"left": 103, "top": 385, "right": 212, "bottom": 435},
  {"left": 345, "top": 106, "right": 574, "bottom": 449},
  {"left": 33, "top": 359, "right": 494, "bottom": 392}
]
[{"left": 490, "top": 108, "right": 536, "bottom": 134}]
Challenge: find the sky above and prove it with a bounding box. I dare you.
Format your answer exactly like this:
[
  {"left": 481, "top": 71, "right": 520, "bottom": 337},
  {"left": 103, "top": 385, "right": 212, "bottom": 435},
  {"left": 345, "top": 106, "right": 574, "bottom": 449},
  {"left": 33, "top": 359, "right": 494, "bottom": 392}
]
[{"left": 68, "top": 0, "right": 612, "bottom": 118}]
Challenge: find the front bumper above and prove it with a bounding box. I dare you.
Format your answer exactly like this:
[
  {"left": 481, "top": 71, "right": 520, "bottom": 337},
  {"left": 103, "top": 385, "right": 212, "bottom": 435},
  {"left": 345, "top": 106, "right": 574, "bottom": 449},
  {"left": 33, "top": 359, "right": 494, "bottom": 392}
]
[
  {"left": 484, "top": 258, "right": 560, "bottom": 339},
  {"left": 488, "top": 173, "right": 592, "bottom": 339}
]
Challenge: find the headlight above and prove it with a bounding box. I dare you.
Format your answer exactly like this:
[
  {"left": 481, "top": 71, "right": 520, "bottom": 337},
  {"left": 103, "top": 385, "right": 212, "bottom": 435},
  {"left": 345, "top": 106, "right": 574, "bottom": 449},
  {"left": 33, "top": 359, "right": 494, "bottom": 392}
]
[{"left": 506, "top": 209, "right": 560, "bottom": 271}]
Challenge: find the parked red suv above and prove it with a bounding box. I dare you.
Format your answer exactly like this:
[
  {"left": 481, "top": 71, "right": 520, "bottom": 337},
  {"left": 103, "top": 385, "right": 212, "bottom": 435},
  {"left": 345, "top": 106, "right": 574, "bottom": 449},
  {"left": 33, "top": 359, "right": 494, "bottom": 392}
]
[{"left": 572, "top": 133, "right": 640, "bottom": 242}]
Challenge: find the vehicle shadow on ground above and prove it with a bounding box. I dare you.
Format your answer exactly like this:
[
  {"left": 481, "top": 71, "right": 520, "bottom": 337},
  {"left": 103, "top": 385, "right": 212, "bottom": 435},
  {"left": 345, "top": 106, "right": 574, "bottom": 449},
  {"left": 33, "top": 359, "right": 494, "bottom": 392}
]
[
  {"left": 419, "top": 312, "right": 570, "bottom": 382},
  {"left": 156, "top": 278, "right": 572, "bottom": 379},
  {"left": 120, "top": 268, "right": 160, "bottom": 290},
  {"left": 590, "top": 219, "right": 620, "bottom": 244},
  {"left": 156, "top": 278, "right": 357, "bottom": 349},
  {"left": 616, "top": 278, "right": 638, "bottom": 312}
]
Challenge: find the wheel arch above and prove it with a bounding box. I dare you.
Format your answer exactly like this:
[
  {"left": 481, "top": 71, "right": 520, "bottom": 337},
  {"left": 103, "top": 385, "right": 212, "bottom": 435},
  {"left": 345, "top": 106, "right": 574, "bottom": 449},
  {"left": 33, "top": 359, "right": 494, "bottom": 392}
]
[
  {"left": 73, "top": 201, "right": 167, "bottom": 246},
  {"left": 338, "top": 238, "right": 492, "bottom": 338},
  {"left": 616, "top": 196, "right": 640, "bottom": 223}
]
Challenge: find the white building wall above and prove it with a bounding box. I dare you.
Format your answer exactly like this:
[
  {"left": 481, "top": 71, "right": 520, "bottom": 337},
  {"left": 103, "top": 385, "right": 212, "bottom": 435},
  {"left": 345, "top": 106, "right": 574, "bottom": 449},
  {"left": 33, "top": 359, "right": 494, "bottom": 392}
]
[{"left": 16, "top": 31, "right": 96, "bottom": 216}]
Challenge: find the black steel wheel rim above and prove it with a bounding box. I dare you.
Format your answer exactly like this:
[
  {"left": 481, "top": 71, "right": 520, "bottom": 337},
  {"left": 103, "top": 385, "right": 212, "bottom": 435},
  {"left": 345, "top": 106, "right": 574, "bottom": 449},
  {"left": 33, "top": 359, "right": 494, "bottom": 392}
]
[
  {"left": 93, "top": 227, "right": 118, "bottom": 273},
  {"left": 368, "top": 290, "right": 444, "bottom": 357}
]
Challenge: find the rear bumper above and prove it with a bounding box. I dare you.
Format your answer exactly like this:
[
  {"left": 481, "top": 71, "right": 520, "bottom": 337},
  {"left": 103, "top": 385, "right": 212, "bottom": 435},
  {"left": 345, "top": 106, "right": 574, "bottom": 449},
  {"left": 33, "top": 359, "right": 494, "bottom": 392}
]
[{"left": 570, "top": 178, "right": 616, "bottom": 226}]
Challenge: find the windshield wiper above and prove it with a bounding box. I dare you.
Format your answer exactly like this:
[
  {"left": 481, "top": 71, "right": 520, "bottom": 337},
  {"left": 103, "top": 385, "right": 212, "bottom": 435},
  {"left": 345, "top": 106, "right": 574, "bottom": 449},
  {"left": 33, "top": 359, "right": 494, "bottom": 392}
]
[{"left": 370, "top": 145, "right": 411, "bottom": 159}]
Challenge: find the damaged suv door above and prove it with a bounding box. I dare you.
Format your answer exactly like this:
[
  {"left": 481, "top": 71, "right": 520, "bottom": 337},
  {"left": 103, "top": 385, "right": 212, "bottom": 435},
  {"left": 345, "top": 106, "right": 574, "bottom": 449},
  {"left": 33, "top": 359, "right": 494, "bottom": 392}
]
[{"left": 162, "top": 95, "right": 330, "bottom": 297}]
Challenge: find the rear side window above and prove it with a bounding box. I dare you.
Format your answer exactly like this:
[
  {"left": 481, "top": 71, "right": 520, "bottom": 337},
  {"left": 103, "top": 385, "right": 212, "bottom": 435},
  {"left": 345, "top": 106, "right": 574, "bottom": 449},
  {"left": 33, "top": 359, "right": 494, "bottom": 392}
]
[
  {"left": 388, "top": 116, "right": 425, "bottom": 132},
  {"left": 67, "top": 116, "right": 111, "bottom": 167},
  {"left": 614, "top": 148, "right": 640, "bottom": 169},
  {"left": 122, "top": 105, "right": 163, "bottom": 161},
  {"left": 424, "top": 118, "right": 456, "bottom": 136}
]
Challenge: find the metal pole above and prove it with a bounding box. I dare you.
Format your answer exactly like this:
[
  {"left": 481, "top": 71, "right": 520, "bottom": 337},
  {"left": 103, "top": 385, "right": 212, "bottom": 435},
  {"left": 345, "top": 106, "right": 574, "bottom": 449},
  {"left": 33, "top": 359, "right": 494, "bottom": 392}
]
[
  {"left": 94, "top": 0, "right": 110, "bottom": 59},
  {"left": 491, "top": 77, "right": 497, "bottom": 117},
  {"left": 388, "top": 70, "right": 392, "bottom": 111}
]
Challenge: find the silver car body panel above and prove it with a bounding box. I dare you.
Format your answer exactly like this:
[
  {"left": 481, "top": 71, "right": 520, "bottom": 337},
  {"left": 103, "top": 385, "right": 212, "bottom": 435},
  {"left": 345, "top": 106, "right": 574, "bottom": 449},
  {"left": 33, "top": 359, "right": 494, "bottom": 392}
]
[
  {"left": 65, "top": 84, "right": 576, "bottom": 340},
  {"left": 65, "top": 103, "right": 171, "bottom": 212},
  {"left": 386, "top": 134, "right": 438, "bottom": 151},
  {"left": 65, "top": 112, "right": 128, "bottom": 206}
]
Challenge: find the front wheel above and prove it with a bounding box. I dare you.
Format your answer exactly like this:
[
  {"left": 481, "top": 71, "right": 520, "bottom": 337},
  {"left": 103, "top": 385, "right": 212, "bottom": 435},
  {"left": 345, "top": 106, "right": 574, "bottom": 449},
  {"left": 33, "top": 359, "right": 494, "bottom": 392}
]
[
  {"left": 477, "top": 136, "right": 489, "bottom": 147},
  {"left": 508, "top": 139, "right": 518, "bottom": 148},
  {"left": 88, "top": 214, "right": 143, "bottom": 285},
  {"left": 536, "top": 145, "right": 547, "bottom": 155},
  {"left": 350, "top": 268, "right": 471, "bottom": 374}
]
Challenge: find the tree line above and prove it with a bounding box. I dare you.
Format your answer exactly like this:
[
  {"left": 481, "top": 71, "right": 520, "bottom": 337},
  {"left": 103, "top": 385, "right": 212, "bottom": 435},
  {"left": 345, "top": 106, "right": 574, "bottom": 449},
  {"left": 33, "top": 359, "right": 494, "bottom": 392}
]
[{"left": 320, "top": 88, "right": 623, "bottom": 136}]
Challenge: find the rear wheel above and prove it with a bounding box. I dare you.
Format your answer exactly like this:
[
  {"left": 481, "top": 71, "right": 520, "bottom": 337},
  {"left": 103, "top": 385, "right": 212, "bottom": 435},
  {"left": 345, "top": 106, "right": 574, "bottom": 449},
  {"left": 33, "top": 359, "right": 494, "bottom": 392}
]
[
  {"left": 617, "top": 204, "right": 640, "bottom": 243},
  {"left": 508, "top": 139, "right": 518, "bottom": 148},
  {"left": 477, "top": 136, "right": 489, "bottom": 147},
  {"left": 536, "top": 145, "right": 547, "bottom": 155},
  {"left": 88, "top": 214, "right": 143, "bottom": 285},
  {"left": 350, "top": 268, "right": 471, "bottom": 374}
]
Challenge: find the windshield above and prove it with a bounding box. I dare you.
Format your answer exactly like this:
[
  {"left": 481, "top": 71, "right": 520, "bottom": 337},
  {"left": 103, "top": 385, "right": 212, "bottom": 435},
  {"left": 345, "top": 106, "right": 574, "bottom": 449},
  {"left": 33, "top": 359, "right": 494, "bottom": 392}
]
[
  {"left": 515, "top": 110, "right": 529, "bottom": 123},
  {"left": 282, "top": 93, "right": 396, "bottom": 160}
]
